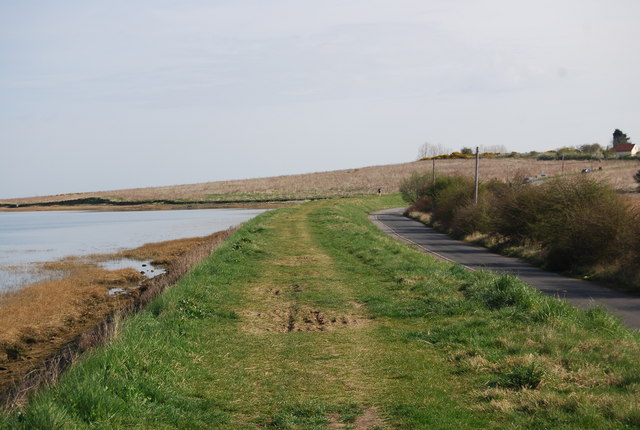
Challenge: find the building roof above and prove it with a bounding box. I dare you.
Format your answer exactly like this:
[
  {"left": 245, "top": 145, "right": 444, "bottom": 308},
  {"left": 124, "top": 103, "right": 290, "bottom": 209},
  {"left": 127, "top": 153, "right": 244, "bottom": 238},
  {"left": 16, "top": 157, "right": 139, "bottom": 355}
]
[{"left": 614, "top": 143, "right": 637, "bottom": 152}]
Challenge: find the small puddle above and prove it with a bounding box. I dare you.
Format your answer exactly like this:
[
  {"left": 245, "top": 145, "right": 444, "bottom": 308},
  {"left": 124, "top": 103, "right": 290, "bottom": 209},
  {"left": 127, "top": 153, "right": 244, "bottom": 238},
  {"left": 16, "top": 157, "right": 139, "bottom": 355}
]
[
  {"left": 107, "top": 287, "right": 127, "bottom": 296},
  {"left": 100, "top": 259, "right": 166, "bottom": 297},
  {"left": 97, "top": 259, "right": 166, "bottom": 278}
]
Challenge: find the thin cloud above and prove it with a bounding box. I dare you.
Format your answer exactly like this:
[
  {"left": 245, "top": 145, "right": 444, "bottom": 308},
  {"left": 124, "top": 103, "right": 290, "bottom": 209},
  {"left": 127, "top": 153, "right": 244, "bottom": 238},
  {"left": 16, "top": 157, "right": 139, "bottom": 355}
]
[{"left": 1, "top": 0, "right": 639, "bottom": 198}]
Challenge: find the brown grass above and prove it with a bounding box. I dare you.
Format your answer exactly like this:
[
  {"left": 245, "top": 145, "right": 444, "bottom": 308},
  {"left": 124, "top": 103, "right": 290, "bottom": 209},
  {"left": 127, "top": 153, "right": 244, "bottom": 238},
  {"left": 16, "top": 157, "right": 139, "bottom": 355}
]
[
  {"left": 112, "top": 236, "right": 212, "bottom": 265},
  {"left": 2, "top": 159, "right": 639, "bottom": 205},
  {"left": 0, "top": 228, "right": 234, "bottom": 405},
  {"left": 0, "top": 268, "right": 143, "bottom": 399}
]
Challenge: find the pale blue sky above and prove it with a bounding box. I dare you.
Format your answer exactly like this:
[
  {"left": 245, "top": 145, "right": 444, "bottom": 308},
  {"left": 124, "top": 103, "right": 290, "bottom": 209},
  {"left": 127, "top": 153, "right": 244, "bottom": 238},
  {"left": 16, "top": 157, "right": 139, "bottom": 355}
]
[{"left": 1, "top": 0, "right": 639, "bottom": 198}]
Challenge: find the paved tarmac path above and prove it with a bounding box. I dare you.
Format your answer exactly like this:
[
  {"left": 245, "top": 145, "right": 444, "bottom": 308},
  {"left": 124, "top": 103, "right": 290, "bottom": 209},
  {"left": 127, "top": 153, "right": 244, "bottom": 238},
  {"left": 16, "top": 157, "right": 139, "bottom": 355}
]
[{"left": 371, "top": 208, "right": 640, "bottom": 330}]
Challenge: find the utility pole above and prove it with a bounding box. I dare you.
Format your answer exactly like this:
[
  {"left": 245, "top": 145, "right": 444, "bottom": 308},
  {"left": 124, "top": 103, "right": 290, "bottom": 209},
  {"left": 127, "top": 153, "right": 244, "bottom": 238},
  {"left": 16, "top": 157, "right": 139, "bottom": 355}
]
[
  {"left": 432, "top": 158, "right": 436, "bottom": 187},
  {"left": 474, "top": 147, "right": 479, "bottom": 204}
]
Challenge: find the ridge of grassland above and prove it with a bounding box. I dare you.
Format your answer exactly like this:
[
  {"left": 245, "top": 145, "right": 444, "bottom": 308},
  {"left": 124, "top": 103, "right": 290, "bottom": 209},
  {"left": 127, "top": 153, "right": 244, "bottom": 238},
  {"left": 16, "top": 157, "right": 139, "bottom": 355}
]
[
  {"left": 2, "top": 158, "right": 638, "bottom": 207},
  {"left": 2, "top": 196, "right": 640, "bottom": 429}
]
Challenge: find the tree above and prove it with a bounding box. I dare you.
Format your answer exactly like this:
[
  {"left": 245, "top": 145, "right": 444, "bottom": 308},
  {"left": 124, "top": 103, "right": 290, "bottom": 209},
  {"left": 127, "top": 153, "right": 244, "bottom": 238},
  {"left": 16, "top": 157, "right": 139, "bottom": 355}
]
[
  {"left": 460, "top": 147, "right": 473, "bottom": 155},
  {"left": 480, "top": 144, "right": 508, "bottom": 154},
  {"left": 557, "top": 146, "right": 578, "bottom": 155},
  {"left": 417, "top": 142, "right": 451, "bottom": 159},
  {"left": 579, "top": 143, "right": 602, "bottom": 154},
  {"left": 613, "top": 129, "right": 631, "bottom": 147}
]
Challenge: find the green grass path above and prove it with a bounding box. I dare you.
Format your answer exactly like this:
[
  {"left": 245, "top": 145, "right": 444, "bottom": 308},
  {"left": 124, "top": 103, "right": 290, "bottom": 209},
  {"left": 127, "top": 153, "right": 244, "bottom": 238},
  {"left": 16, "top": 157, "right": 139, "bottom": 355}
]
[{"left": 3, "top": 196, "right": 640, "bottom": 429}]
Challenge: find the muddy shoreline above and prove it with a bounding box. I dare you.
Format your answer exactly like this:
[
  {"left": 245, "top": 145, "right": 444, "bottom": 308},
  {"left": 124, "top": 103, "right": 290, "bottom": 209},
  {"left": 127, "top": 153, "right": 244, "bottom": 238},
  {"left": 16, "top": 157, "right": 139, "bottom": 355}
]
[
  {"left": 0, "top": 228, "right": 235, "bottom": 409},
  {"left": 0, "top": 197, "right": 307, "bottom": 212}
]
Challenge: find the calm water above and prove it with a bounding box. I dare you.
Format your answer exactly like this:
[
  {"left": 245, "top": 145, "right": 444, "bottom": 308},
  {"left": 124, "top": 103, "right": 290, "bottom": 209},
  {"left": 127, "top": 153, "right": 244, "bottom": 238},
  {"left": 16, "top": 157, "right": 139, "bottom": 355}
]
[{"left": 0, "top": 208, "right": 265, "bottom": 291}]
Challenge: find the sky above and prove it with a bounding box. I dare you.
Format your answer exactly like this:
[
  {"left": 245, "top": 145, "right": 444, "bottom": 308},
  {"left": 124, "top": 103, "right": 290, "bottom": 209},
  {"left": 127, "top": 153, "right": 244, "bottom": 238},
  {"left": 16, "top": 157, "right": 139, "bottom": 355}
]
[{"left": 1, "top": 0, "right": 639, "bottom": 198}]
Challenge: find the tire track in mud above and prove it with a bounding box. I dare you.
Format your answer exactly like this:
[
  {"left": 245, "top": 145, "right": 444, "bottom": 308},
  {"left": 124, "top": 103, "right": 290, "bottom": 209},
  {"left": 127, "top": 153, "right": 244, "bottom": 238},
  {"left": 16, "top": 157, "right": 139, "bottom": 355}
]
[{"left": 239, "top": 208, "right": 369, "bottom": 334}]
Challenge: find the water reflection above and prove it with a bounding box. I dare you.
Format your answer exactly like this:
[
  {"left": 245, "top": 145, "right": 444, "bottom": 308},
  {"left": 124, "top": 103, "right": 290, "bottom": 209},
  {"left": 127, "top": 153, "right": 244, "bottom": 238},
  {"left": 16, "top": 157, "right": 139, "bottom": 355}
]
[
  {"left": 98, "top": 258, "right": 166, "bottom": 277},
  {"left": 0, "top": 208, "right": 265, "bottom": 291},
  {"left": 0, "top": 265, "right": 65, "bottom": 293}
]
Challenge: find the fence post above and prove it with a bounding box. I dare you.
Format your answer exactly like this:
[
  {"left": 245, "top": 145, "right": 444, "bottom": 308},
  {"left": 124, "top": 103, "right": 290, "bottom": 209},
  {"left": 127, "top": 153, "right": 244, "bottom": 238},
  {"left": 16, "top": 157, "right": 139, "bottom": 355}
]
[{"left": 474, "top": 147, "right": 479, "bottom": 204}]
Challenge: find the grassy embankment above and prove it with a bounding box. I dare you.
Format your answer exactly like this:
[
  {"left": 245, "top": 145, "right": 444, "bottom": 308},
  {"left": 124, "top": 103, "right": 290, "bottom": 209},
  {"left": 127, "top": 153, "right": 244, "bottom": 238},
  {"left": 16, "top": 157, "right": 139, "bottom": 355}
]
[{"left": 2, "top": 196, "right": 640, "bottom": 429}]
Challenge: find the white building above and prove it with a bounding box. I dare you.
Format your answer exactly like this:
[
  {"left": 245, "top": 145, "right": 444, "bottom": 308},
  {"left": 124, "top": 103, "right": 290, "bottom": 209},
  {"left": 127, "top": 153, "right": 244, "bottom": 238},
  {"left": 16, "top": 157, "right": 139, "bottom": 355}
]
[{"left": 614, "top": 143, "right": 639, "bottom": 157}]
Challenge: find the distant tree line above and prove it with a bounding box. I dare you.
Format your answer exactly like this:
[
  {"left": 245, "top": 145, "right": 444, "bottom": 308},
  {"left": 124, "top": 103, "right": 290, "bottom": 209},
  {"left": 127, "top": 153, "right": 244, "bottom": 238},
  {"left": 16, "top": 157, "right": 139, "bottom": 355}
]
[{"left": 416, "top": 129, "right": 637, "bottom": 161}]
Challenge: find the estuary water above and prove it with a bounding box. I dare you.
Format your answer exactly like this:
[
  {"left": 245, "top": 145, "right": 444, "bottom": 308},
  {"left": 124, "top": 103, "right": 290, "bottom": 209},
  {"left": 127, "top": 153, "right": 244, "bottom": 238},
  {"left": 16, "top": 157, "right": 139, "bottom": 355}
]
[{"left": 0, "top": 208, "right": 266, "bottom": 291}]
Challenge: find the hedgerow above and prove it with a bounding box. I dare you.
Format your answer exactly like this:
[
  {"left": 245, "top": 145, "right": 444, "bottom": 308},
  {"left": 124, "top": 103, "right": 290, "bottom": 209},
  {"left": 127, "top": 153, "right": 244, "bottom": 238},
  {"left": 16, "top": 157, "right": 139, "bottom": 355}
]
[{"left": 402, "top": 174, "right": 640, "bottom": 289}]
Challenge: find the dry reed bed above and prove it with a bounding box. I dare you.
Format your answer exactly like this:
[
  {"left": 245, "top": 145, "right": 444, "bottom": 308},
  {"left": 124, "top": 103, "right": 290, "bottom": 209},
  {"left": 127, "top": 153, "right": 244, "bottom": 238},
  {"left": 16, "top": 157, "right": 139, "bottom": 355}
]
[
  {"left": 3, "top": 159, "right": 639, "bottom": 204},
  {"left": 0, "top": 229, "right": 234, "bottom": 408}
]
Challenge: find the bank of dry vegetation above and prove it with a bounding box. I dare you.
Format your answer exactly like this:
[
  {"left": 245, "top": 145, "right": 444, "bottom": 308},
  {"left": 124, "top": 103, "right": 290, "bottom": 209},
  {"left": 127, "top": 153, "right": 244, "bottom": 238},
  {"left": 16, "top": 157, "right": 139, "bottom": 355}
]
[
  {"left": 402, "top": 173, "right": 640, "bottom": 291},
  {"left": 1, "top": 159, "right": 638, "bottom": 207},
  {"left": 0, "top": 230, "right": 234, "bottom": 406}
]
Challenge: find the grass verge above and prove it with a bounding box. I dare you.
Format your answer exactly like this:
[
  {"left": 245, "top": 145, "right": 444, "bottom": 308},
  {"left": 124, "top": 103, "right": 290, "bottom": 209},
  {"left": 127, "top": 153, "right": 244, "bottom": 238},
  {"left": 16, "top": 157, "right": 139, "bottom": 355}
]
[{"left": 2, "top": 195, "right": 639, "bottom": 429}]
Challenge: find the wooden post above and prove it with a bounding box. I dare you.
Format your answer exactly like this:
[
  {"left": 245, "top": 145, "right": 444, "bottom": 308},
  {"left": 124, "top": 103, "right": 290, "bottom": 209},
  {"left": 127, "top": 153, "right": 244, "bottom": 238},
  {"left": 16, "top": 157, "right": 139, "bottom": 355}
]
[
  {"left": 474, "top": 147, "right": 479, "bottom": 204},
  {"left": 432, "top": 158, "right": 436, "bottom": 187}
]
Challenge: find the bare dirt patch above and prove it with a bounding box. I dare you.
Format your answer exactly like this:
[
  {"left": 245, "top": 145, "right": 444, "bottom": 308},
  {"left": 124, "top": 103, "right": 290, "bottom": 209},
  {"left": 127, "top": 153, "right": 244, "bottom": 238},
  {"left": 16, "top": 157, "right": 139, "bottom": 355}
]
[
  {"left": 272, "top": 255, "right": 326, "bottom": 267},
  {"left": 327, "top": 407, "right": 386, "bottom": 429},
  {"left": 355, "top": 408, "right": 386, "bottom": 429},
  {"left": 238, "top": 206, "right": 370, "bottom": 336},
  {"left": 241, "top": 305, "right": 367, "bottom": 334}
]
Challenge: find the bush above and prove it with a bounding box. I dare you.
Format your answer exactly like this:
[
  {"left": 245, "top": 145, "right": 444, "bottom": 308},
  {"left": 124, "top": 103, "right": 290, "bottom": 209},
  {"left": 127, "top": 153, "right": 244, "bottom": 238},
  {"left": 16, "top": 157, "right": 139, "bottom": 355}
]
[
  {"left": 405, "top": 196, "right": 432, "bottom": 214},
  {"left": 399, "top": 171, "right": 433, "bottom": 203},
  {"left": 399, "top": 173, "right": 475, "bottom": 222},
  {"left": 485, "top": 176, "right": 631, "bottom": 271},
  {"left": 448, "top": 200, "right": 490, "bottom": 237},
  {"left": 407, "top": 172, "right": 639, "bottom": 285},
  {"left": 448, "top": 181, "right": 504, "bottom": 237},
  {"left": 430, "top": 176, "right": 474, "bottom": 232},
  {"left": 529, "top": 177, "right": 629, "bottom": 270},
  {"left": 488, "top": 183, "right": 546, "bottom": 243},
  {"left": 615, "top": 208, "right": 640, "bottom": 283}
]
